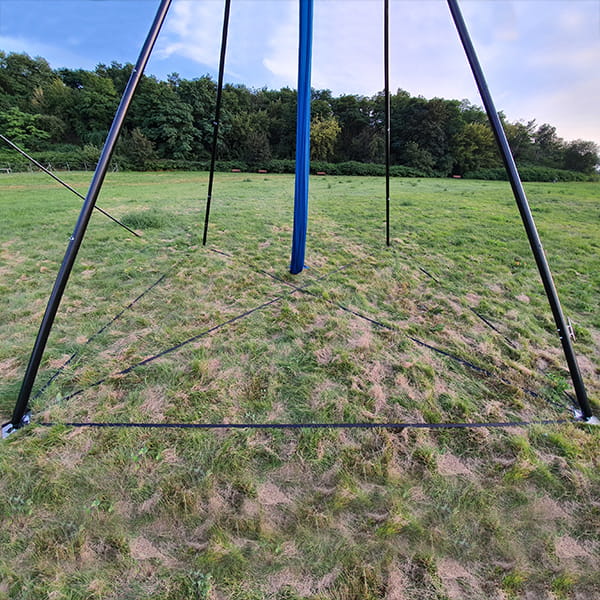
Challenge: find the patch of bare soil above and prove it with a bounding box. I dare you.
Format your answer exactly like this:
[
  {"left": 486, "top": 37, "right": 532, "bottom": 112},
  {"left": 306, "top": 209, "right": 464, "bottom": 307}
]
[
  {"left": 348, "top": 319, "right": 373, "bottom": 350},
  {"left": 257, "top": 482, "right": 291, "bottom": 506},
  {"left": 385, "top": 563, "right": 410, "bottom": 600},
  {"left": 0, "top": 356, "right": 21, "bottom": 378},
  {"left": 129, "top": 536, "right": 176, "bottom": 567},
  {"left": 265, "top": 568, "right": 316, "bottom": 596},
  {"left": 315, "top": 566, "right": 342, "bottom": 593},
  {"left": 140, "top": 386, "right": 166, "bottom": 419},
  {"left": 437, "top": 558, "right": 483, "bottom": 599},
  {"left": 531, "top": 496, "right": 569, "bottom": 522},
  {"left": 555, "top": 536, "right": 590, "bottom": 561},
  {"left": 437, "top": 453, "right": 473, "bottom": 477},
  {"left": 138, "top": 492, "right": 162, "bottom": 515},
  {"left": 315, "top": 345, "right": 333, "bottom": 365},
  {"left": 576, "top": 354, "right": 598, "bottom": 378},
  {"left": 371, "top": 382, "right": 387, "bottom": 412},
  {"left": 0, "top": 242, "right": 25, "bottom": 277},
  {"left": 465, "top": 292, "right": 481, "bottom": 306}
]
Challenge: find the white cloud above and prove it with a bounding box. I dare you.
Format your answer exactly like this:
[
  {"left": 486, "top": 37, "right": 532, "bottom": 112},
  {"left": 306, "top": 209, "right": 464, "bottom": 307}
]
[
  {"left": 155, "top": 0, "right": 225, "bottom": 69},
  {"left": 312, "top": 1, "right": 383, "bottom": 94},
  {"left": 262, "top": 2, "right": 297, "bottom": 88}
]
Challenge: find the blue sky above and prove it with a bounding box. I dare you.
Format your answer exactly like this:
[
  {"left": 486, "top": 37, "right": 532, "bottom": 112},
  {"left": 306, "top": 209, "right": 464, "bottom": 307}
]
[{"left": 1, "top": 0, "right": 598, "bottom": 146}]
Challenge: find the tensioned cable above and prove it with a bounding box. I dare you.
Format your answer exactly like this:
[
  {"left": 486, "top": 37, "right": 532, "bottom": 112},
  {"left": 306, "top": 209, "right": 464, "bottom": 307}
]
[
  {"left": 36, "top": 418, "right": 571, "bottom": 431},
  {"left": 0, "top": 134, "right": 140, "bottom": 238},
  {"left": 416, "top": 257, "right": 516, "bottom": 347},
  {"left": 418, "top": 266, "right": 441, "bottom": 284},
  {"left": 469, "top": 307, "right": 516, "bottom": 348},
  {"left": 256, "top": 266, "right": 568, "bottom": 411},
  {"left": 28, "top": 253, "right": 574, "bottom": 430},
  {"left": 57, "top": 262, "right": 351, "bottom": 403},
  {"left": 9, "top": 0, "right": 174, "bottom": 432},
  {"left": 209, "top": 244, "right": 561, "bottom": 407},
  {"left": 31, "top": 242, "right": 209, "bottom": 403},
  {"left": 32, "top": 267, "right": 174, "bottom": 401},
  {"left": 383, "top": 248, "right": 515, "bottom": 348},
  {"left": 31, "top": 244, "right": 567, "bottom": 426},
  {"left": 332, "top": 239, "right": 516, "bottom": 349}
]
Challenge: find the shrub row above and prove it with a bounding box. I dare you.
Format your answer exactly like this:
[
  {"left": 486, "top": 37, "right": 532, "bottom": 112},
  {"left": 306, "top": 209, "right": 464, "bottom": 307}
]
[
  {"left": 0, "top": 152, "right": 430, "bottom": 178},
  {"left": 0, "top": 149, "right": 102, "bottom": 172},
  {"left": 1, "top": 150, "right": 595, "bottom": 182},
  {"left": 463, "top": 166, "right": 595, "bottom": 182}
]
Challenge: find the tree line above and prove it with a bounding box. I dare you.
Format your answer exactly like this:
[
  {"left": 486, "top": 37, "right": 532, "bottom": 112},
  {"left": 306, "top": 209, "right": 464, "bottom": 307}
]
[{"left": 0, "top": 51, "right": 598, "bottom": 178}]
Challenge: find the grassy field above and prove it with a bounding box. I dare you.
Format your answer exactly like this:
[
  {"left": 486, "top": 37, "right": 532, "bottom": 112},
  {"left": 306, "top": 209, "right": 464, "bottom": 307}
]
[{"left": 0, "top": 171, "right": 599, "bottom": 599}]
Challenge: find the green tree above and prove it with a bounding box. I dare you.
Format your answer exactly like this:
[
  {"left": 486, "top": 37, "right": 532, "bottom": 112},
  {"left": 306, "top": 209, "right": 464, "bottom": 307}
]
[
  {"left": 177, "top": 76, "right": 217, "bottom": 159},
  {"left": 532, "top": 123, "right": 564, "bottom": 168},
  {"left": 129, "top": 77, "right": 195, "bottom": 159},
  {"left": 116, "top": 127, "right": 157, "bottom": 170},
  {"left": 563, "top": 140, "right": 599, "bottom": 173},
  {"left": 30, "top": 78, "right": 77, "bottom": 143},
  {"left": 0, "top": 52, "right": 54, "bottom": 109},
  {"left": 403, "top": 141, "right": 435, "bottom": 173},
  {"left": 331, "top": 93, "right": 372, "bottom": 161},
  {"left": 262, "top": 87, "right": 297, "bottom": 159},
  {"left": 57, "top": 69, "right": 120, "bottom": 143},
  {"left": 453, "top": 122, "right": 499, "bottom": 174},
  {"left": 242, "top": 128, "right": 271, "bottom": 165},
  {"left": 95, "top": 62, "right": 134, "bottom": 95},
  {"left": 504, "top": 119, "right": 536, "bottom": 163},
  {"left": 0, "top": 107, "right": 50, "bottom": 150},
  {"left": 311, "top": 89, "right": 334, "bottom": 120},
  {"left": 458, "top": 99, "right": 488, "bottom": 125},
  {"left": 310, "top": 116, "right": 341, "bottom": 161}
]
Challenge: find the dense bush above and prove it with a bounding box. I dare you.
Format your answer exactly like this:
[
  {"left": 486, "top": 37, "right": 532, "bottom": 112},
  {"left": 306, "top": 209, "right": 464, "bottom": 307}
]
[
  {"left": 264, "top": 159, "right": 296, "bottom": 174},
  {"left": 0, "top": 149, "right": 100, "bottom": 172},
  {"left": 463, "top": 166, "right": 593, "bottom": 182},
  {"left": 0, "top": 150, "right": 594, "bottom": 182}
]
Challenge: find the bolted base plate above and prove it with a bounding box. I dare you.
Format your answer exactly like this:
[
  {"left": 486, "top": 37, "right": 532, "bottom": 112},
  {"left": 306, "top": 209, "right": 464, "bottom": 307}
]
[{"left": 1, "top": 412, "right": 31, "bottom": 439}]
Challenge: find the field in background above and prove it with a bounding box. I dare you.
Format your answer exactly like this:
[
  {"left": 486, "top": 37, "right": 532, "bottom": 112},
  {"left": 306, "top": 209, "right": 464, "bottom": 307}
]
[{"left": 0, "top": 171, "right": 599, "bottom": 599}]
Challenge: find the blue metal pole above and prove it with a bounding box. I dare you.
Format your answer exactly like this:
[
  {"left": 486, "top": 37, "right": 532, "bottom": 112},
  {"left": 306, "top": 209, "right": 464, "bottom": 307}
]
[{"left": 290, "top": 0, "right": 314, "bottom": 274}]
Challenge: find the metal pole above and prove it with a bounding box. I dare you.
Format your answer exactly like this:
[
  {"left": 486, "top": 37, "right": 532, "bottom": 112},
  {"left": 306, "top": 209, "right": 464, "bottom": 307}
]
[
  {"left": 384, "top": 0, "right": 391, "bottom": 247},
  {"left": 0, "top": 134, "right": 140, "bottom": 238},
  {"left": 447, "top": 0, "right": 594, "bottom": 420},
  {"left": 202, "top": 0, "right": 232, "bottom": 246},
  {"left": 290, "top": 0, "right": 314, "bottom": 274},
  {"left": 7, "top": 0, "right": 173, "bottom": 432}
]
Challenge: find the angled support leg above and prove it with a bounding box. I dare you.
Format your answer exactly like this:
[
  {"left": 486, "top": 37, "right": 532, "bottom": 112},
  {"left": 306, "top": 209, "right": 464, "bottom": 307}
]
[
  {"left": 4, "top": 0, "right": 174, "bottom": 436},
  {"left": 447, "top": 0, "right": 595, "bottom": 422}
]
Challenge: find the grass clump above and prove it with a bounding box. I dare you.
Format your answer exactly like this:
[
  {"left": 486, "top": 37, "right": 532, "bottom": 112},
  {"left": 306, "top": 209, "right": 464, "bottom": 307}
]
[{"left": 120, "top": 208, "right": 169, "bottom": 229}]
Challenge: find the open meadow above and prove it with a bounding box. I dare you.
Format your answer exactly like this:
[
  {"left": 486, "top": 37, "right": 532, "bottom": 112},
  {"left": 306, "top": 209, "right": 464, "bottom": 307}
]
[{"left": 0, "top": 171, "right": 599, "bottom": 599}]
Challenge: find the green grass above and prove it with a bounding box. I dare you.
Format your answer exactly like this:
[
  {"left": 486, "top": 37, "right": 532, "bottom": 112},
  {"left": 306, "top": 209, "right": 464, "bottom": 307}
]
[{"left": 0, "top": 171, "right": 599, "bottom": 599}]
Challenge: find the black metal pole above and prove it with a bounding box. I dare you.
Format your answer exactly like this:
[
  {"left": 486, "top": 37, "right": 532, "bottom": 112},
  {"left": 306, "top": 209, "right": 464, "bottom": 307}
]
[
  {"left": 202, "top": 0, "right": 232, "bottom": 246},
  {"left": 447, "top": 0, "right": 594, "bottom": 420},
  {"left": 384, "top": 0, "right": 391, "bottom": 246},
  {"left": 0, "top": 134, "right": 140, "bottom": 238},
  {"left": 7, "top": 0, "right": 173, "bottom": 431}
]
